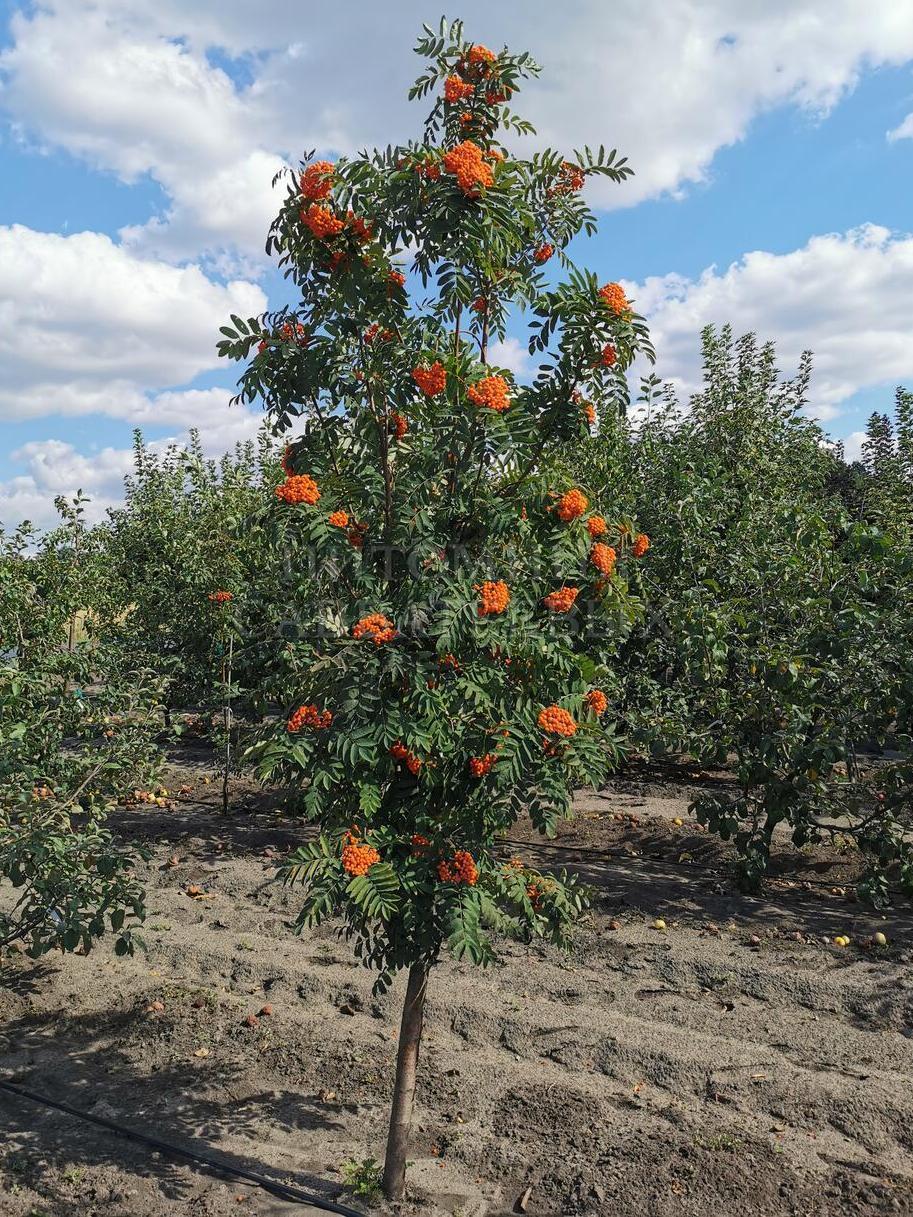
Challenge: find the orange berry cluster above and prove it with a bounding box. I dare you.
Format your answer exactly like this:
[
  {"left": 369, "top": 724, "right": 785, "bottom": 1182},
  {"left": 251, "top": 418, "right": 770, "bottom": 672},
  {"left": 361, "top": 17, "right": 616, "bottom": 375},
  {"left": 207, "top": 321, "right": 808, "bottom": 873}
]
[
  {"left": 557, "top": 488, "right": 588, "bottom": 522},
  {"left": 301, "top": 203, "right": 345, "bottom": 239},
  {"left": 468, "top": 753, "right": 496, "bottom": 777},
  {"left": 587, "top": 515, "right": 607, "bottom": 538},
  {"left": 534, "top": 243, "right": 554, "bottom": 264},
  {"left": 542, "top": 587, "right": 579, "bottom": 612},
  {"left": 328, "top": 509, "right": 349, "bottom": 527},
  {"left": 412, "top": 362, "right": 447, "bottom": 396},
  {"left": 279, "top": 321, "right": 309, "bottom": 344},
  {"left": 207, "top": 590, "right": 232, "bottom": 604},
  {"left": 444, "top": 74, "right": 474, "bottom": 103},
  {"left": 300, "top": 161, "right": 334, "bottom": 201},
  {"left": 477, "top": 580, "right": 510, "bottom": 616},
  {"left": 342, "top": 839, "right": 380, "bottom": 876},
  {"left": 346, "top": 211, "right": 372, "bottom": 242},
  {"left": 442, "top": 140, "right": 494, "bottom": 196},
  {"left": 287, "top": 704, "right": 333, "bottom": 732},
  {"left": 390, "top": 741, "right": 423, "bottom": 774},
  {"left": 599, "top": 282, "right": 630, "bottom": 315},
  {"left": 413, "top": 158, "right": 442, "bottom": 180},
  {"left": 538, "top": 705, "right": 577, "bottom": 737},
  {"left": 548, "top": 161, "right": 585, "bottom": 195},
  {"left": 388, "top": 269, "right": 406, "bottom": 289},
  {"left": 438, "top": 850, "right": 478, "bottom": 886},
  {"left": 352, "top": 613, "right": 397, "bottom": 645},
  {"left": 590, "top": 542, "right": 617, "bottom": 575},
  {"left": 467, "top": 374, "right": 510, "bottom": 412},
  {"left": 411, "top": 833, "right": 431, "bottom": 854},
  {"left": 364, "top": 323, "right": 394, "bottom": 343},
  {"left": 601, "top": 344, "right": 617, "bottom": 368},
  {"left": 585, "top": 689, "right": 608, "bottom": 715},
  {"left": 347, "top": 521, "right": 367, "bottom": 549},
  {"left": 632, "top": 533, "right": 650, "bottom": 557},
  {"left": 582, "top": 401, "right": 596, "bottom": 427},
  {"left": 276, "top": 474, "right": 320, "bottom": 505},
  {"left": 468, "top": 44, "right": 496, "bottom": 68},
  {"left": 389, "top": 412, "right": 408, "bottom": 440}
]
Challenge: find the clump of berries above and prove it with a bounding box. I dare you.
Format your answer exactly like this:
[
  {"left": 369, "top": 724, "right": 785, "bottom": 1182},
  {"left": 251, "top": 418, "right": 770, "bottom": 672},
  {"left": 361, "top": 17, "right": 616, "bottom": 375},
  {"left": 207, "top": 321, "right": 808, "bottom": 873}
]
[
  {"left": 442, "top": 140, "right": 495, "bottom": 196},
  {"left": 390, "top": 741, "right": 423, "bottom": 775},
  {"left": 352, "top": 614, "right": 397, "bottom": 645},
  {"left": 438, "top": 850, "right": 478, "bottom": 885},
  {"left": 468, "top": 753, "right": 496, "bottom": 777},
  {"left": 276, "top": 474, "right": 320, "bottom": 505},
  {"left": 468, "top": 374, "right": 510, "bottom": 413},
  {"left": 542, "top": 587, "right": 579, "bottom": 612},
  {"left": 538, "top": 705, "right": 577, "bottom": 737},
  {"left": 599, "top": 282, "right": 630, "bottom": 315},
  {"left": 342, "top": 836, "right": 380, "bottom": 876},
  {"left": 301, "top": 204, "right": 345, "bottom": 239},
  {"left": 477, "top": 580, "right": 510, "bottom": 616},
  {"left": 287, "top": 704, "right": 333, "bottom": 732},
  {"left": 557, "top": 488, "right": 588, "bottom": 522},
  {"left": 300, "top": 161, "right": 334, "bottom": 201},
  {"left": 590, "top": 543, "right": 617, "bottom": 576},
  {"left": 412, "top": 362, "right": 447, "bottom": 396}
]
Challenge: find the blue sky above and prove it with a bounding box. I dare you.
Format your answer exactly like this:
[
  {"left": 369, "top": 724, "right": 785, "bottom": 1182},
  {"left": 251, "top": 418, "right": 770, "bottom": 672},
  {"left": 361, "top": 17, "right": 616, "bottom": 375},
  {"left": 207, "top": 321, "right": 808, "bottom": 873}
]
[{"left": 2, "top": 1, "right": 913, "bottom": 528}]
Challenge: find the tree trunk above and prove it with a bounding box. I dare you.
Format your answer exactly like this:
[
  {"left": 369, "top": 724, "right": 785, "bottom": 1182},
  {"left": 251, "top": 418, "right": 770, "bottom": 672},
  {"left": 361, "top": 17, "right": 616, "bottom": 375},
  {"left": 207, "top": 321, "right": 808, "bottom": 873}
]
[{"left": 382, "top": 961, "right": 430, "bottom": 1201}]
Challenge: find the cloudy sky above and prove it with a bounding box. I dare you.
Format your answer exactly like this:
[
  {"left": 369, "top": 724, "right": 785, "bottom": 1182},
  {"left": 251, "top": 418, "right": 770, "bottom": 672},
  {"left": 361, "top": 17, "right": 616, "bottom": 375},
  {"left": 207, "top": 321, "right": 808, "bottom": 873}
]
[{"left": 2, "top": 0, "right": 913, "bottom": 529}]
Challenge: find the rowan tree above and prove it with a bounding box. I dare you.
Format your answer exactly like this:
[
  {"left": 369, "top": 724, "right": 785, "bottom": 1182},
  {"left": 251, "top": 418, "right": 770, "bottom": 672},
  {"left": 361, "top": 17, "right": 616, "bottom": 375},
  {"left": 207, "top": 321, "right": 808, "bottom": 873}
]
[{"left": 218, "top": 18, "right": 652, "bottom": 1199}]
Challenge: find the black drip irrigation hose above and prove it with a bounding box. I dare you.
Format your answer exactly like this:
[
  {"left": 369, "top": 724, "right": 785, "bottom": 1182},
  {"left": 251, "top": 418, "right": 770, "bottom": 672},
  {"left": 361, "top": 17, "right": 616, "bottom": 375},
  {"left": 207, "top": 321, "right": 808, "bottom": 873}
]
[{"left": 0, "top": 1078, "right": 365, "bottom": 1217}]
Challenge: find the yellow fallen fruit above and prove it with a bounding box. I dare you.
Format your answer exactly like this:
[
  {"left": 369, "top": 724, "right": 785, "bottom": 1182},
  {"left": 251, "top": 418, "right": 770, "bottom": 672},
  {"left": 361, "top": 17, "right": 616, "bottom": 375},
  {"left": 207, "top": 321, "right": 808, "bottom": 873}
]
[
  {"left": 873, "top": 932, "right": 887, "bottom": 947},
  {"left": 672, "top": 817, "right": 683, "bottom": 826},
  {"left": 653, "top": 918, "right": 667, "bottom": 930},
  {"left": 833, "top": 936, "right": 849, "bottom": 947}
]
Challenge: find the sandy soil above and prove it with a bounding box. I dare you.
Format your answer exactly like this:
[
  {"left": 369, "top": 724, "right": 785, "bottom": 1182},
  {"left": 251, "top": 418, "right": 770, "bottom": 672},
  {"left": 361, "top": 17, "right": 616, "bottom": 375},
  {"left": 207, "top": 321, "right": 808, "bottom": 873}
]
[{"left": 2, "top": 755, "right": 913, "bottom": 1217}]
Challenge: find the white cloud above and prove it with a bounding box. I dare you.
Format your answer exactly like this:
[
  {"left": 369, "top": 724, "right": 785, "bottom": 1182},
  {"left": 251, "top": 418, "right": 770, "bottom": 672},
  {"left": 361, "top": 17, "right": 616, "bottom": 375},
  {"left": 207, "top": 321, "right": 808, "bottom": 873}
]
[
  {"left": 841, "top": 430, "right": 869, "bottom": 462},
  {"left": 0, "top": 225, "right": 265, "bottom": 421},
  {"left": 3, "top": 1, "right": 913, "bottom": 258},
  {"left": 888, "top": 112, "right": 913, "bottom": 141},
  {"left": 0, "top": 439, "right": 137, "bottom": 531},
  {"left": 0, "top": 401, "right": 265, "bottom": 532},
  {"left": 488, "top": 337, "right": 534, "bottom": 380},
  {"left": 631, "top": 224, "right": 913, "bottom": 421},
  {"left": 0, "top": 4, "right": 286, "bottom": 263}
]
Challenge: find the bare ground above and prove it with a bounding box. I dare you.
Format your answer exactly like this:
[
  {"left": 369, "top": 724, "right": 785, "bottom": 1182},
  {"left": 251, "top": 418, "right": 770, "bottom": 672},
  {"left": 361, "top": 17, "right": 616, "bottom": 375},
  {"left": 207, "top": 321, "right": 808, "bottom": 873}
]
[{"left": 2, "top": 756, "right": 913, "bottom": 1217}]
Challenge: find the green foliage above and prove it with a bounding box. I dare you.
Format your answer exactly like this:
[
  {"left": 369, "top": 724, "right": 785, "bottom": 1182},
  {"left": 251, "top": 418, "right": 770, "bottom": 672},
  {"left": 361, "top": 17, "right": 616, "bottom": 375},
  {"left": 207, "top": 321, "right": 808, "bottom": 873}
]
[
  {"left": 0, "top": 506, "right": 160, "bottom": 958},
  {"left": 224, "top": 23, "right": 651, "bottom": 987},
  {"left": 340, "top": 1156, "right": 383, "bottom": 1200},
  {"left": 571, "top": 326, "right": 913, "bottom": 899},
  {"left": 101, "top": 428, "right": 285, "bottom": 716}
]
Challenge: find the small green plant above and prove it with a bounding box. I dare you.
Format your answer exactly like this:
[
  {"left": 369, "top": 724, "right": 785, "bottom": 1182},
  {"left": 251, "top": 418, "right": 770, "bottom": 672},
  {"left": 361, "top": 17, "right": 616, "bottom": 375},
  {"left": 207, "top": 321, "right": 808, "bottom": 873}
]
[
  {"left": 697, "top": 1132, "right": 743, "bottom": 1153},
  {"left": 340, "top": 1156, "right": 383, "bottom": 1200}
]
